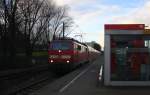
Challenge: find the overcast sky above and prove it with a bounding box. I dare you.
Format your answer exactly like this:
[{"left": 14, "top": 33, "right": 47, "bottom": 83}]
[{"left": 54, "top": 0, "right": 150, "bottom": 48}]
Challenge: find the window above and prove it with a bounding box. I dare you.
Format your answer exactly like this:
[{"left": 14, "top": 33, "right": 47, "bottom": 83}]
[
  {"left": 77, "top": 45, "right": 81, "bottom": 51},
  {"left": 49, "top": 41, "right": 71, "bottom": 50},
  {"left": 111, "top": 35, "right": 150, "bottom": 81},
  {"left": 85, "top": 48, "right": 88, "bottom": 52}
]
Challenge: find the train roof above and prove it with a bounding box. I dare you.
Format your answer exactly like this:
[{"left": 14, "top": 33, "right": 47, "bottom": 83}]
[{"left": 51, "top": 37, "right": 87, "bottom": 47}]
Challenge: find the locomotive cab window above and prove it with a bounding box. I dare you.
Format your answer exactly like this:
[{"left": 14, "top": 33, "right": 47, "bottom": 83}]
[
  {"left": 85, "top": 48, "right": 88, "bottom": 52},
  {"left": 49, "top": 41, "right": 71, "bottom": 50},
  {"left": 77, "top": 45, "right": 81, "bottom": 51}
]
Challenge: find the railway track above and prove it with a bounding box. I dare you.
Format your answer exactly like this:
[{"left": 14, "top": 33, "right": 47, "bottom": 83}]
[
  {"left": 12, "top": 63, "right": 91, "bottom": 95},
  {"left": 13, "top": 71, "right": 57, "bottom": 95},
  {"left": 0, "top": 61, "right": 94, "bottom": 95},
  {"left": 0, "top": 65, "right": 57, "bottom": 95}
]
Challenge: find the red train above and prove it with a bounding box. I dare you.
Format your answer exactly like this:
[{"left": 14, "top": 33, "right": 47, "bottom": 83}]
[{"left": 48, "top": 38, "right": 100, "bottom": 72}]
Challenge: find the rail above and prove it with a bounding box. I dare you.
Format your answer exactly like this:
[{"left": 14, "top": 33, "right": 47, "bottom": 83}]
[{"left": 0, "top": 64, "right": 51, "bottom": 95}]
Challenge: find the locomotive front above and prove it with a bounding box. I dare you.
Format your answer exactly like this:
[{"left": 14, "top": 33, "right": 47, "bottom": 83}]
[{"left": 48, "top": 40, "right": 73, "bottom": 64}]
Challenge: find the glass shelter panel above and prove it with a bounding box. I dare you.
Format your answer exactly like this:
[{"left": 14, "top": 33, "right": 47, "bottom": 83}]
[{"left": 111, "top": 35, "right": 150, "bottom": 81}]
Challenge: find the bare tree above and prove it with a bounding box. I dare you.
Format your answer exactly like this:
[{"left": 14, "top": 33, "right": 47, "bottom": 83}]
[
  {"left": 18, "top": 0, "right": 58, "bottom": 55},
  {"left": 18, "top": 0, "right": 44, "bottom": 55},
  {"left": 49, "top": 6, "right": 74, "bottom": 39},
  {"left": 0, "top": 0, "right": 22, "bottom": 64},
  {"left": 59, "top": 16, "right": 74, "bottom": 37},
  {"left": 0, "top": 0, "right": 74, "bottom": 66},
  {"left": 31, "top": 0, "right": 57, "bottom": 46}
]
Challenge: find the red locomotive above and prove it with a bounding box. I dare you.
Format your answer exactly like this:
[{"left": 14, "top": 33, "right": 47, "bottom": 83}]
[{"left": 48, "top": 38, "right": 100, "bottom": 72}]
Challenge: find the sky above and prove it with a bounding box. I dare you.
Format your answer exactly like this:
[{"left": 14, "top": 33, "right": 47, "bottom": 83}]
[{"left": 54, "top": 0, "right": 150, "bottom": 48}]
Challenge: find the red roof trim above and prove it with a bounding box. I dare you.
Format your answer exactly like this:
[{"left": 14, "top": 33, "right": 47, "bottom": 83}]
[{"left": 105, "top": 24, "right": 145, "bottom": 30}]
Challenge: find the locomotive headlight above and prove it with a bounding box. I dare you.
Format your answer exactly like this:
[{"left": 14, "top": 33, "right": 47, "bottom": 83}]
[
  {"left": 49, "top": 55, "right": 58, "bottom": 59},
  {"left": 61, "top": 55, "right": 71, "bottom": 59},
  {"left": 67, "top": 60, "right": 70, "bottom": 63},
  {"left": 50, "top": 60, "right": 54, "bottom": 63}
]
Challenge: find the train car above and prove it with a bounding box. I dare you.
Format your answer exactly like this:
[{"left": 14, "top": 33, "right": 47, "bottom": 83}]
[
  {"left": 48, "top": 38, "right": 89, "bottom": 72},
  {"left": 87, "top": 45, "right": 101, "bottom": 62}
]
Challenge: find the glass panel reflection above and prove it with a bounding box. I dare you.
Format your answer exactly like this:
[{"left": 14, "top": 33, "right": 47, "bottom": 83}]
[{"left": 111, "top": 35, "right": 150, "bottom": 81}]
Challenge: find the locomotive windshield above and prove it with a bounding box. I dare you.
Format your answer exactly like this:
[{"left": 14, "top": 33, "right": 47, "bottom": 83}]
[{"left": 49, "top": 41, "right": 71, "bottom": 50}]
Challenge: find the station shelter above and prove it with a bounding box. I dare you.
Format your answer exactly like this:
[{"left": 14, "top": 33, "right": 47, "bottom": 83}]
[{"left": 104, "top": 24, "right": 150, "bottom": 86}]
